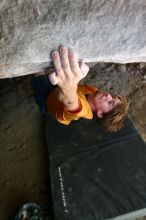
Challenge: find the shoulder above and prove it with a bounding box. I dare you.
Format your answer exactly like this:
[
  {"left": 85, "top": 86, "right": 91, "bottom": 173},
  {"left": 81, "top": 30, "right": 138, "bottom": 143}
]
[{"left": 78, "top": 84, "right": 97, "bottom": 94}]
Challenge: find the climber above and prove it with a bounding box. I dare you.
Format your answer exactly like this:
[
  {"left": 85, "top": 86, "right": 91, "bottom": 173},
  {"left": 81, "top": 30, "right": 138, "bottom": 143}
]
[{"left": 33, "top": 46, "right": 129, "bottom": 132}]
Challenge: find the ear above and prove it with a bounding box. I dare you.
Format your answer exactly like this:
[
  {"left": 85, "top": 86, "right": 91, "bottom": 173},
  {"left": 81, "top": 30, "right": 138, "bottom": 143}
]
[{"left": 96, "top": 110, "right": 103, "bottom": 118}]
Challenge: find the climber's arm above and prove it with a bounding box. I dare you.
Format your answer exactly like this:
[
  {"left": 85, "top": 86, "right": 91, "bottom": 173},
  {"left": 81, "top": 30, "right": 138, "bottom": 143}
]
[{"left": 48, "top": 47, "right": 89, "bottom": 111}]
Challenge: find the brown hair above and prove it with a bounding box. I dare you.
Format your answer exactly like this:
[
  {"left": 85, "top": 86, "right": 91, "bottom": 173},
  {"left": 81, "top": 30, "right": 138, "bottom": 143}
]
[{"left": 98, "top": 95, "right": 130, "bottom": 132}]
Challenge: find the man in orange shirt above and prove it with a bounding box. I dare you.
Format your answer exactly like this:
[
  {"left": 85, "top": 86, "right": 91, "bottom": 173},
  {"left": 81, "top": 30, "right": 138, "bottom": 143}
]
[{"left": 33, "top": 46, "right": 129, "bottom": 132}]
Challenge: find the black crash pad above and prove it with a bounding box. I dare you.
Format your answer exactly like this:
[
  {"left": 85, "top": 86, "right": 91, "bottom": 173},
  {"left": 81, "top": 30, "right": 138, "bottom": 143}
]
[{"left": 45, "top": 116, "right": 146, "bottom": 220}]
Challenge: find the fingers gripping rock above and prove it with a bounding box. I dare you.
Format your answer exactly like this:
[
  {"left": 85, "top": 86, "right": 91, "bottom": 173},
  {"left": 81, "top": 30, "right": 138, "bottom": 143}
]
[
  {"left": 48, "top": 72, "right": 59, "bottom": 85},
  {"left": 79, "top": 62, "right": 89, "bottom": 78}
]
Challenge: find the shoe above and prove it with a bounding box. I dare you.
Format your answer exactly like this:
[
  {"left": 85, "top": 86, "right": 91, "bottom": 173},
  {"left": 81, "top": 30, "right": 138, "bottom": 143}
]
[{"left": 15, "top": 203, "right": 42, "bottom": 220}]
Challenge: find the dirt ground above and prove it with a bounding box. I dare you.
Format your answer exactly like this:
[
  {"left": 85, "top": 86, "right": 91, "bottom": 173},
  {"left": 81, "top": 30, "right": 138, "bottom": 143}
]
[{"left": 0, "top": 62, "right": 146, "bottom": 220}]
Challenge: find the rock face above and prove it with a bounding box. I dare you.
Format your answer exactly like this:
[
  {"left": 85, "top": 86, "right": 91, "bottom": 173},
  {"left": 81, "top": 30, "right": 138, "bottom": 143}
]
[{"left": 0, "top": 0, "right": 146, "bottom": 78}]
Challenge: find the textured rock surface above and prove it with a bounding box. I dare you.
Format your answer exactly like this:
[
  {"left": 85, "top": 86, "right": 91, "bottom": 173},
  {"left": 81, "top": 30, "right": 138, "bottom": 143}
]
[
  {"left": 0, "top": 75, "right": 52, "bottom": 219},
  {"left": 0, "top": 63, "right": 146, "bottom": 219},
  {"left": 1, "top": 0, "right": 146, "bottom": 78}
]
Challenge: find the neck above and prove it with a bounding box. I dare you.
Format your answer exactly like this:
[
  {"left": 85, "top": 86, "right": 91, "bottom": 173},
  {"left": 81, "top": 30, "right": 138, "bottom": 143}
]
[{"left": 87, "top": 94, "right": 96, "bottom": 112}]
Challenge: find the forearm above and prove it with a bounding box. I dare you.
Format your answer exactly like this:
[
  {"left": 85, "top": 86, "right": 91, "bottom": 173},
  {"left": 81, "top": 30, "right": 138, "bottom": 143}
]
[{"left": 57, "top": 87, "right": 80, "bottom": 111}]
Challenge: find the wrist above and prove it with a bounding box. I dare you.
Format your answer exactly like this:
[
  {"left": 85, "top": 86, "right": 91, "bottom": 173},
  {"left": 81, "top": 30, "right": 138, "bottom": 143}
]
[
  {"left": 60, "top": 85, "right": 77, "bottom": 95},
  {"left": 57, "top": 88, "right": 79, "bottom": 111},
  {"left": 59, "top": 92, "right": 78, "bottom": 106}
]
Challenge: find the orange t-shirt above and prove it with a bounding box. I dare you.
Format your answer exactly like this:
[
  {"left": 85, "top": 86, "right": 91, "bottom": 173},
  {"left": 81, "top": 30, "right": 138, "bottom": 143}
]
[{"left": 47, "top": 84, "right": 97, "bottom": 125}]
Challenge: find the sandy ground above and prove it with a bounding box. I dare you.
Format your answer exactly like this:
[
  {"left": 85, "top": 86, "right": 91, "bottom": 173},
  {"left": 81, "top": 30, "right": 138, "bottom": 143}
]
[{"left": 0, "top": 63, "right": 146, "bottom": 220}]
